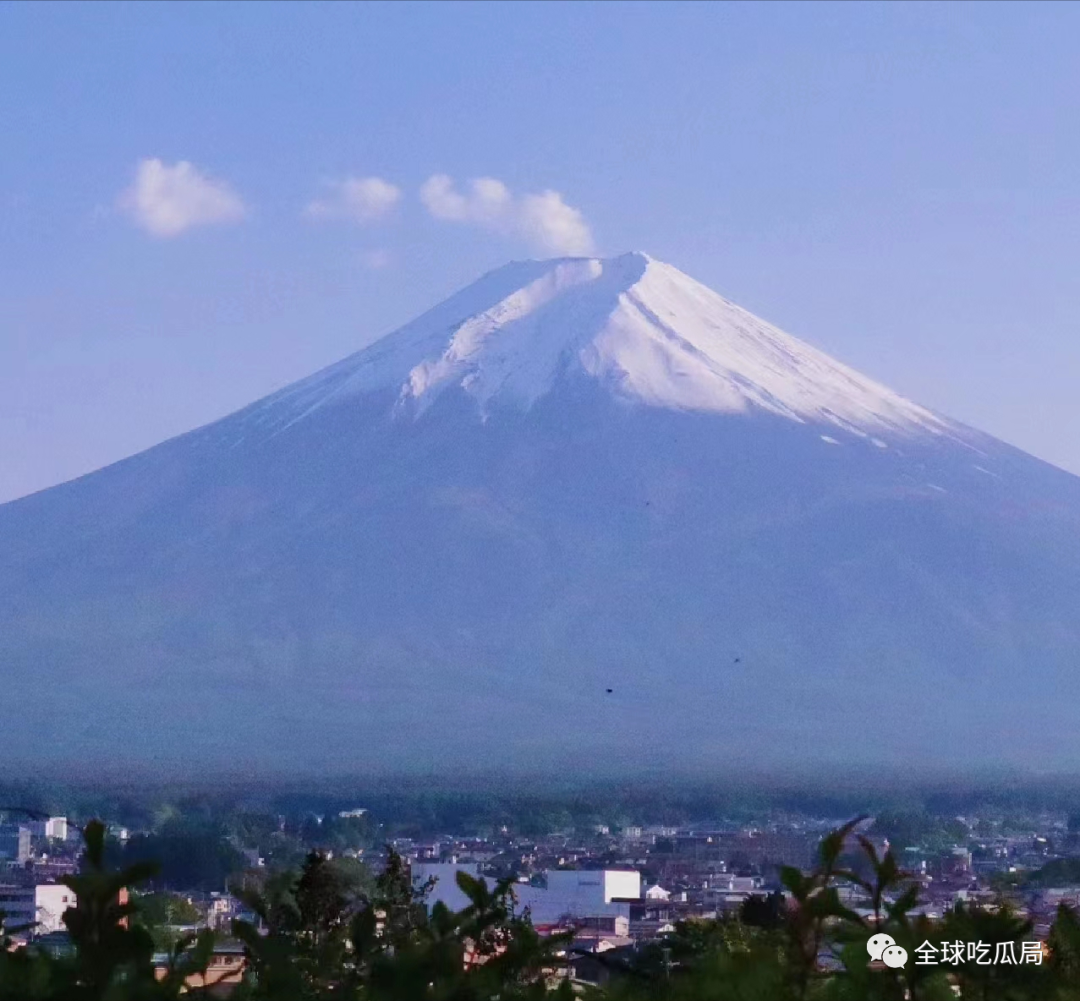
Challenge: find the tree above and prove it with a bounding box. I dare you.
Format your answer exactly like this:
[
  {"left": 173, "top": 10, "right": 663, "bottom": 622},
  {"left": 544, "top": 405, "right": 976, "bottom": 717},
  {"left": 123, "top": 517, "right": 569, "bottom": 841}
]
[
  {"left": 135, "top": 891, "right": 204, "bottom": 949},
  {"left": 739, "top": 891, "right": 787, "bottom": 931},
  {"left": 0, "top": 819, "right": 217, "bottom": 1000},
  {"left": 116, "top": 821, "right": 247, "bottom": 892}
]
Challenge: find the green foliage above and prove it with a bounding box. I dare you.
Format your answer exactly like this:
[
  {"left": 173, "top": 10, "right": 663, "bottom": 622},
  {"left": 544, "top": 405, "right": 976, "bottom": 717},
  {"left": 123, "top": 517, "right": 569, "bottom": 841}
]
[
  {"left": 739, "top": 891, "right": 787, "bottom": 931},
  {"left": 870, "top": 809, "right": 968, "bottom": 853},
  {"left": 1047, "top": 903, "right": 1080, "bottom": 990},
  {"left": 226, "top": 844, "right": 572, "bottom": 1000},
  {"left": 1025, "top": 857, "right": 1080, "bottom": 887},
  {"left": 0, "top": 819, "right": 216, "bottom": 1000},
  {"left": 133, "top": 892, "right": 203, "bottom": 940},
  {"left": 59, "top": 819, "right": 161, "bottom": 996},
  {"left": 113, "top": 820, "right": 247, "bottom": 892}
]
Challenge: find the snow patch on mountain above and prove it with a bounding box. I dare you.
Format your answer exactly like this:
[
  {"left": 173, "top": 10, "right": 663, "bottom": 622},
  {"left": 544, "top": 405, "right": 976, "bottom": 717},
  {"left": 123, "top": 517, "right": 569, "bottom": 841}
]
[{"left": 249, "top": 251, "right": 953, "bottom": 440}]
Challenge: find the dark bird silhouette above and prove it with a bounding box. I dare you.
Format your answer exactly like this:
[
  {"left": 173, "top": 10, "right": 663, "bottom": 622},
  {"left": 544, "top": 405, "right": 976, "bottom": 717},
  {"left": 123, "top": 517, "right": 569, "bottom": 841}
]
[
  {"left": 605, "top": 688, "right": 614, "bottom": 694},
  {"left": 734, "top": 658, "right": 741, "bottom": 664}
]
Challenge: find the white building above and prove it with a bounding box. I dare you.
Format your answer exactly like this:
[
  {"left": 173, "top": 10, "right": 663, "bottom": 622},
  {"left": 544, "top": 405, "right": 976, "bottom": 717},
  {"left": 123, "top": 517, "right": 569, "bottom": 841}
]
[
  {"left": 45, "top": 818, "right": 68, "bottom": 842},
  {"left": 708, "top": 875, "right": 764, "bottom": 893},
  {"left": 645, "top": 826, "right": 678, "bottom": 838},
  {"left": 518, "top": 869, "right": 639, "bottom": 927},
  {"left": 413, "top": 863, "right": 641, "bottom": 929},
  {"left": 26, "top": 818, "right": 69, "bottom": 843},
  {"left": 703, "top": 874, "right": 766, "bottom": 909},
  {"left": 0, "top": 884, "right": 76, "bottom": 936}
]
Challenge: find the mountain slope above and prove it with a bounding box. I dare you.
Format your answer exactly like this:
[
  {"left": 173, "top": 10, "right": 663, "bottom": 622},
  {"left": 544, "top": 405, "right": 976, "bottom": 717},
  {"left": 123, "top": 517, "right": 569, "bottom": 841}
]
[{"left": 3, "top": 252, "right": 1079, "bottom": 773}]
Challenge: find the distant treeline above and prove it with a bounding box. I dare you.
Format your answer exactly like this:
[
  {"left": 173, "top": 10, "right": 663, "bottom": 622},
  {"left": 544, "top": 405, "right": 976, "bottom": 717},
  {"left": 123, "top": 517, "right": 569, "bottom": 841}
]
[{"left": 7, "top": 770, "right": 1080, "bottom": 837}]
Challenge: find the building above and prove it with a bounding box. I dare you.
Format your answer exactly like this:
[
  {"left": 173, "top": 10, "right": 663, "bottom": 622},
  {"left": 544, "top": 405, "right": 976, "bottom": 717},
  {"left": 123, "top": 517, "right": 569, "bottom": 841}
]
[
  {"left": 207, "top": 892, "right": 260, "bottom": 931},
  {"left": 153, "top": 942, "right": 246, "bottom": 997},
  {"left": 0, "top": 884, "right": 76, "bottom": 936},
  {"left": 413, "top": 863, "right": 641, "bottom": 929},
  {"left": 700, "top": 874, "right": 766, "bottom": 911},
  {"left": 0, "top": 826, "right": 32, "bottom": 864},
  {"left": 520, "top": 869, "right": 640, "bottom": 926},
  {"left": 45, "top": 818, "right": 68, "bottom": 842},
  {"left": 23, "top": 857, "right": 79, "bottom": 883},
  {"left": 26, "top": 818, "right": 69, "bottom": 842}
]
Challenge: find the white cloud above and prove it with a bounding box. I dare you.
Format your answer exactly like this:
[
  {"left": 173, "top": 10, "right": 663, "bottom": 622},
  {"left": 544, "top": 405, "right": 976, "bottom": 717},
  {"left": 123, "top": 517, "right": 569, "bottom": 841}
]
[
  {"left": 419, "top": 175, "right": 512, "bottom": 224},
  {"left": 518, "top": 190, "right": 595, "bottom": 257},
  {"left": 305, "top": 176, "right": 401, "bottom": 224},
  {"left": 118, "top": 158, "right": 245, "bottom": 238},
  {"left": 419, "top": 174, "right": 595, "bottom": 256}
]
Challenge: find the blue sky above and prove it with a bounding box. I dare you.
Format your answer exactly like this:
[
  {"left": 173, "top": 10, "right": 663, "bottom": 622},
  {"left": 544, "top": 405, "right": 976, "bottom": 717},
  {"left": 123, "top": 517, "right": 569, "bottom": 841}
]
[{"left": 2, "top": 0, "right": 1079, "bottom": 501}]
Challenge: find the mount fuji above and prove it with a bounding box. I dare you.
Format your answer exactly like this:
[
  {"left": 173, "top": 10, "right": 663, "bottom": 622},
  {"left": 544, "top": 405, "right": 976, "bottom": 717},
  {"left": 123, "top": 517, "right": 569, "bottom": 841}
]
[{"left": 4, "top": 251, "right": 1080, "bottom": 773}]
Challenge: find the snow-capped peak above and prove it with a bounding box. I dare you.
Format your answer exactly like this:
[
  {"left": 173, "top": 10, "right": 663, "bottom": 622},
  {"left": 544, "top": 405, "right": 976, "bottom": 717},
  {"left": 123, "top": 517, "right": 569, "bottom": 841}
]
[{"left": 254, "top": 251, "right": 949, "bottom": 438}]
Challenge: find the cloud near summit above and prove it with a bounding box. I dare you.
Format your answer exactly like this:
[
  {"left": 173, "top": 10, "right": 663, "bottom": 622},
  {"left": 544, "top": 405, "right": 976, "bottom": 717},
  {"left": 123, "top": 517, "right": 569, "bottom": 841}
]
[
  {"left": 304, "top": 176, "right": 401, "bottom": 223},
  {"left": 420, "top": 174, "right": 595, "bottom": 256},
  {"left": 115, "top": 158, "right": 593, "bottom": 256}
]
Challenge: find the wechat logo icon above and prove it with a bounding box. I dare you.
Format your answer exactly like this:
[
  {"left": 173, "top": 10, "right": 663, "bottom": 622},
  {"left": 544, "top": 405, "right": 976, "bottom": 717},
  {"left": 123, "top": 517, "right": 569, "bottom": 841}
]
[{"left": 868, "top": 933, "right": 908, "bottom": 969}]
